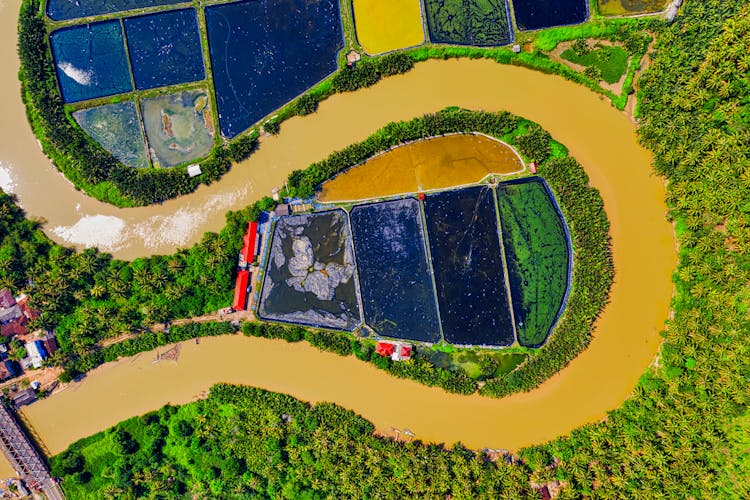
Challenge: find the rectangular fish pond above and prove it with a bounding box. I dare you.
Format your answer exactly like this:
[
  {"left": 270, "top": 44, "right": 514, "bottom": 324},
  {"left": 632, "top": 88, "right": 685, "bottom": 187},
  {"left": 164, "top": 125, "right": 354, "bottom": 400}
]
[
  {"left": 512, "top": 0, "right": 588, "bottom": 31},
  {"left": 349, "top": 198, "right": 441, "bottom": 343},
  {"left": 497, "top": 178, "right": 571, "bottom": 347},
  {"left": 73, "top": 101, "right": 148, "bottom": 169},
  {"left": 123, "top": 9, "right": 205, "bottom": 90},
  {"left": 205, "top": 0, "right": 344, "bottom": 137},
  {"left": 424, "top": 0, "right": 513, "bottom": 46},
  {"left": 423, "top": 185, "right": 515, "bottom": 346},
  {"left": 47, "top": 0, "right": 185, "bottom": 22},
  {"left": 258, "top": 210, "right": 361, "bottom": 331},
  {"left": 50, "top": 21, "right": 132, "bottom": 103}
]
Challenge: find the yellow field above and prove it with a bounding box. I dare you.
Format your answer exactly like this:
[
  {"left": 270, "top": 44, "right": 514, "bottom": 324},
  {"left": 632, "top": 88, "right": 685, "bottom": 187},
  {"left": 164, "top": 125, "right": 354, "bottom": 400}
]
[{"left": 352, "top": 0, "right": 425, "bottom": 55}]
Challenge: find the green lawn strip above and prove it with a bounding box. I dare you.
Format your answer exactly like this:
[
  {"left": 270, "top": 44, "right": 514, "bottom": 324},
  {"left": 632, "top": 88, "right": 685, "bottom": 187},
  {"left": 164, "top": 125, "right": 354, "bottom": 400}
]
[{"left": 561, "top": 44, "right": 629, "bottom": 84}]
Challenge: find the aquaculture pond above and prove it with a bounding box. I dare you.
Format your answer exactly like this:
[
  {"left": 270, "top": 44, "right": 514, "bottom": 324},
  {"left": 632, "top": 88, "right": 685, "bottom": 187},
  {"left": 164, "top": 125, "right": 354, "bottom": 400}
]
[
  {"left": 423, "top": 186, "right": 514, "bottom": 346},
  {"left": 46, "top": 0, "right": 184, "bottom": 22},
  {"left": 258, "top": 210, "right": 361, "bottom": 331},
  {"left": 349, "top": 199, "right": 441, "bottom": 343},
  {"left": 352, "top": 0, "right": 425, "bottom": 54},
  {"left": 50, "top": 21, "right": 132, "bottom": 103},
  {"left": 512, "top": 0, "right": 588, "bottom": 31},
  {"left": 73, "top": 101, "right": 148, "bottom": 169},
  {"left": 319, "top": 134, "right": 523, "bottom": 202},
  {"left": 205, "top": 0, "right": 344, "bottom": 138},
  {"left": 424, "top": 0, "right": 513, "bottom": 46},
  {"left": 123, "top": 9, "right": 205, "bottom": 91},
  {"left": 140, "top": 90, "right": 215, "bottom": 167},
  {"left": 498, "top": 178, "right": 570, "bottom": 347}
]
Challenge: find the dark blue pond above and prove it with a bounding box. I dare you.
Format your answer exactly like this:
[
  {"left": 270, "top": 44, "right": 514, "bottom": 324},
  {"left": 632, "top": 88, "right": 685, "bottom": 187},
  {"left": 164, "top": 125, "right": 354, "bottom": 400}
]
[
  {"left": 423, "top": 186, "right": 515, "bottom": 346},
  {"left": 47, "top": 0, "right": 184, "bottom": 22},
  {"left": 205, "top": 0, "right": 344, "bottom": 138},
  {"left": 350, "top": 199, "right": 441, "bottom": 343},
  {"left": 50, "top": 21, "right": 133, "bottom": 103},
  {"left": 124, "top": 9, "right": 205, "bottom": 90},
  {"left": 512, "top": 0, "right": 588, "bottom": 31}
]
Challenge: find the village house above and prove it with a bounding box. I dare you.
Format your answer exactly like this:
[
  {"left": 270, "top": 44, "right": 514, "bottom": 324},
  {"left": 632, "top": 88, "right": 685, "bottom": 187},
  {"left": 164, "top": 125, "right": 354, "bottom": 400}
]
[{"left": 0, "top": 289, "right": 27, "bottom": 337}]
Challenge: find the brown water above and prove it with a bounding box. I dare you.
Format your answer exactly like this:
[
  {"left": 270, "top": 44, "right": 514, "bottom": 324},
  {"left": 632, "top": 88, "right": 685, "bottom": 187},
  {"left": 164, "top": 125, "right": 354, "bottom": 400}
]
[
  {"left": 319, "top": 134, "right": 523, "bottom": 202},
  {"left": 2, "top": 0, "right": 674, "bottom": 468}
]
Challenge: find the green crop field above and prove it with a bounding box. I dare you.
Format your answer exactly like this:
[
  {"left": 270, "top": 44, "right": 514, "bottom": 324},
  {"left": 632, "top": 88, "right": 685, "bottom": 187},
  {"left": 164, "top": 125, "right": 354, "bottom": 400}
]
[
  {"left": 498, "top": 179, "right": 570, "bottom": 347},
  {"left": 424, "top": 0, "right": 512, "bottom": 47},
  {"left": 561, "top": 43, "right": 629, "bottom": 84}
]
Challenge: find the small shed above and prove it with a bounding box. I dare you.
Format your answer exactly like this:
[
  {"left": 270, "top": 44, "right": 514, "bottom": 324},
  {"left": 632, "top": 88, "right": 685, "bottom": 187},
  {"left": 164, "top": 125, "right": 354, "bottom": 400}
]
[
  {"left": 376, "top": 342, "right": 395, "bottom": 357},
  {"left": 346, "top": 50, "right": 361, "bottom": 67},
  {"left": 12, "top": 388, "right": 36, "bottom": 407},
  {"left": 187, "top": 164, "right": 202, "bottom": 177},
  {"left": 25, "top": 340, "right": 48, "bottom": 369},
  {"left": 274, "top": 204, "right": 291, "bottom": 217}
]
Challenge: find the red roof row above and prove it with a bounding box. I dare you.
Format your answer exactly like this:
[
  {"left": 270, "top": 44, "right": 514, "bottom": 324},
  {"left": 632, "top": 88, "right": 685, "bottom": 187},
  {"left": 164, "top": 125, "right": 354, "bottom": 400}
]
[
  {"left": 241, "top": 221, "right": 259, "bottom": 264},
  {"left": 375, "top": 341, "right": 412, "bottom": 359},
  {"left": 233, "top": 270, "right": 250, "bottom": 311}
]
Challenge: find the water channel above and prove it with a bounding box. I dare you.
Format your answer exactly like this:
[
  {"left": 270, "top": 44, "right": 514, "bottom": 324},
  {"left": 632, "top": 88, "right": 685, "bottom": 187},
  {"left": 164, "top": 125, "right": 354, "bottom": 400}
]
[{"left": 0, "top": 0, "right": 674, "bottom": 467}]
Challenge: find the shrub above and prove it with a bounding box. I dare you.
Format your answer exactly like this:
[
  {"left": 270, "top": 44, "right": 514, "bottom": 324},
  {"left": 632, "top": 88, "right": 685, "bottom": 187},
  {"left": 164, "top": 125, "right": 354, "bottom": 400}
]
[{"left": 294, "top": 94, "right": 319, "bottom": 116}]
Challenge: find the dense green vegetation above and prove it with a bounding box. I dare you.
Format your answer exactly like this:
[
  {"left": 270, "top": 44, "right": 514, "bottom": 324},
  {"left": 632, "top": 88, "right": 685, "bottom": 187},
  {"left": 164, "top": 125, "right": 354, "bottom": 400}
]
[
  {"left": 51, "top": 384, "right": 533, "bottom": 498},
  {"left": 46, "top": 1, "right": 750, "bottom": 496},
  {"left": 424, "top": 0, "right": 512, "bottom": 46},
  {"left": 0, "top": 184, "right": 274, "bottom": 367},
  {"left": 498, "top": 179, "right": 570, "bottom": 347},
  {"left": 561, "top": 41, "right": 629, "bottom": 83}
]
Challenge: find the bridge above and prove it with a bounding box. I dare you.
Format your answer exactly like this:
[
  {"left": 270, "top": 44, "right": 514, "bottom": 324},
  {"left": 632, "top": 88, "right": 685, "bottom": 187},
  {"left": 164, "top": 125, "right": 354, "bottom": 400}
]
[{"left": 0, "top": 404, "right": 64, "bottom": 500}]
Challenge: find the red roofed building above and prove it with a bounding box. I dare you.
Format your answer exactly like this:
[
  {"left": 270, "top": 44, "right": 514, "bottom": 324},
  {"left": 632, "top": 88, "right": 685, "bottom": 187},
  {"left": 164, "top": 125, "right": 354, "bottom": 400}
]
[
  {"left": 375, "top": 341, "right": 413, "bottom": 361},
  {"left": 233, "top": 270, "right": 250, "bottom": 311},
  {"left": 399, "top": 345, "right": 412, "bottom": 359},
  {"left": 376, "top": 342, "right": 395, "bottom": 357},
  {"left": 240, "top": 221, "right": 259, "bottom": 266}
]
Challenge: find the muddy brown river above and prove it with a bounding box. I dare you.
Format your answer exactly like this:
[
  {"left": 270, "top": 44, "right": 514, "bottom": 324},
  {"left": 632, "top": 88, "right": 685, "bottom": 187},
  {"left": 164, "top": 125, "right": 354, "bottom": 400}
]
[{"left": 0, "top": 0, "right": 674, "bottom": 470}]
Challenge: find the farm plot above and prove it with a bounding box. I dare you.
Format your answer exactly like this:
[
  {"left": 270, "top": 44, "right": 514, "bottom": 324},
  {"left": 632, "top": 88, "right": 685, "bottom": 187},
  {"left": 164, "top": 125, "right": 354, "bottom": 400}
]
[
  {"left": 423, "top": 186, "right": 514, "bottom": 346},
  {"left": 140, "top": 90, "right": 215, "bottom": 167},
  {"left": 50, "top": 21, "right": 132, "bottom": 103},
  {"left": 424, "top": 0, "right": 513, "bottom": 46},
  {"left": 512, "top": 0, "right": 588, "bottom": 31},
  {"left": 73, "top": 101, "right": 148, "bottom": 169},
  {"left": 46, "top": 0, "right": 184, "bottom": 22},
  {"left": 597, "top": 0, "right": 668, "bottom": 16},
  {"left": 561, "top": 43, "right": 629, "bottom": 84},
  {"left": 205, "top": 0, "right": 343, "bottom": 138},
  {"left": 352, "top": 0, "right": 425, "bottom": 54},
  {"left": 497, "top": 178, "right": 570, "bottom": 347},
  {"left": 350, "top": 198, "right": 441, "bottom": 343},
  {"left": 258, "top": 210, "right": 361, "bottom": 331},
  {"left": 123, "top": 9, "right": 205, "bottom": 90}
]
